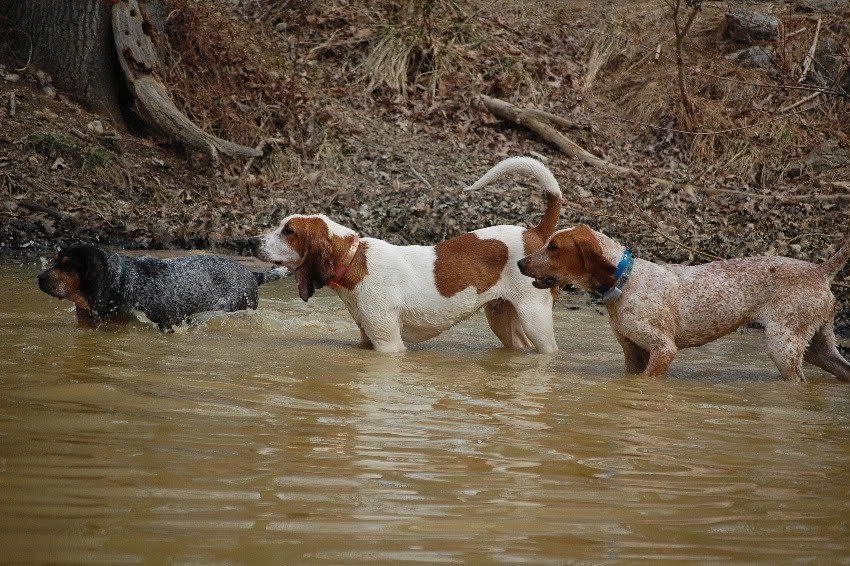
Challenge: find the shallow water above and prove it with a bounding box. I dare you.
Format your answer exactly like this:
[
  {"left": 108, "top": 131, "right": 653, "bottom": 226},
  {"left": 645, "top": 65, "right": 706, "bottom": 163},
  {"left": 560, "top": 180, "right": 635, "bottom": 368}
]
[{"left": 1, "top": 259, "right": 849, "bottom": 563}]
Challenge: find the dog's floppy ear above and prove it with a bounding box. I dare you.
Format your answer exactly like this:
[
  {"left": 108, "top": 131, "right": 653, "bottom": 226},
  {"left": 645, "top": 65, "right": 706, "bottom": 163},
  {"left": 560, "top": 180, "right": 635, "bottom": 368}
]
[
  {"left": 296, "top": 235, "right": 337, "bottom": 302},
  {"left": 571, "top": 225, "right": 616, "bottom": 288},
  {"left": 78, "top": 245, "right": 110, "bottom": 308}
]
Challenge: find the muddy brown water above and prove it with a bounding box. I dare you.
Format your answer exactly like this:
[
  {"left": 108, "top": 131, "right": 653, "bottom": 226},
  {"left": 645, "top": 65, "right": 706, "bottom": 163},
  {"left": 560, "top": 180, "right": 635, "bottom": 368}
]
[{"left": 2, "top": 259, "right": 850, "bottom": 563}]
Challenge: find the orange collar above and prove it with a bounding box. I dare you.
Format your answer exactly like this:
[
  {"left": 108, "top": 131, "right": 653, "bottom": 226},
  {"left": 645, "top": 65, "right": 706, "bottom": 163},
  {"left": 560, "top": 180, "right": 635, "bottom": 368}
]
[{"left": 328, "top": 236, "right": 360, "bottom": 290}]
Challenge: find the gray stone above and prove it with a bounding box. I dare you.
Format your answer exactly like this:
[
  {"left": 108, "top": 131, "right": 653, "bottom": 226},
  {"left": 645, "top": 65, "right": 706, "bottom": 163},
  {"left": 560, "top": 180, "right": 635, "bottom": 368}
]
[
  {"left": 814, "top": 37, "right": 845, "bottom": 84},
  {"left": 796, "top": 0, "right": 850, "bottom": 13},
  {"left": 805, "top": 139, "right": 850, "bottom": 172},
  {"left": 733, "top": 46, "right": 777, "bottom": 72},
  {"left": 726, "top": 9, "right": 781, "bottom": 42}
]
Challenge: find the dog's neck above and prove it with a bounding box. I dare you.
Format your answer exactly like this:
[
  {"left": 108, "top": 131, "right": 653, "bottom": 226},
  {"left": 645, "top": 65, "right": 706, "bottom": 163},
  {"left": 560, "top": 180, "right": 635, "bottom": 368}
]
[
  {"left": 91, "top": 251, "right": 134, "bottom": 317},
  {"left": 595, "top": 231, "right": 628, "bottom": 270},
  {"left": 593, "top": 232, "right": 645, "bottom": 309},
  {"left": 601, "top": 236, "right": 627, "bottom": 263}
]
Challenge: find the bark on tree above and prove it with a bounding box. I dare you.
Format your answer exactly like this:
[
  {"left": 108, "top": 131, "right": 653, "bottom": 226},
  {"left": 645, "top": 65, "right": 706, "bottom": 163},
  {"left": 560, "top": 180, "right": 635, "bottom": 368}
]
[{"left": 0, "top": 0, "right": 127, "bottom": 122}]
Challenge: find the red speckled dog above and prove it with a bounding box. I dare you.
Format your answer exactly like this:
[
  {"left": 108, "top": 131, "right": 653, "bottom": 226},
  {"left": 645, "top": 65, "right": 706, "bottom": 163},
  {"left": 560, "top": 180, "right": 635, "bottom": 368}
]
[{"left": 518, "top": 225, "right": 850, "bottom": 381}]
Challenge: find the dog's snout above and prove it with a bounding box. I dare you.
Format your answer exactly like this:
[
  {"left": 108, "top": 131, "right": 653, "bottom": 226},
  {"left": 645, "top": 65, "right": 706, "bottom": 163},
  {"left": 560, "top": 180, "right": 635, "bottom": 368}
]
[
  {"left": 37, "top": 270, "right": 53, "bottom": 295},
  {"left": 517, "top": 258, "right": 528, "bottom": 273}
]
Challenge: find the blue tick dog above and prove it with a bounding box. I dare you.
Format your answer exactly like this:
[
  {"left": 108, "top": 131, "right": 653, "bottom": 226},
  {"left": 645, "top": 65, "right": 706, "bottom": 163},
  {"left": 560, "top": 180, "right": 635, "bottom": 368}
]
[{"left": 37, "top": 244, "right": 285, "bottom": 331}]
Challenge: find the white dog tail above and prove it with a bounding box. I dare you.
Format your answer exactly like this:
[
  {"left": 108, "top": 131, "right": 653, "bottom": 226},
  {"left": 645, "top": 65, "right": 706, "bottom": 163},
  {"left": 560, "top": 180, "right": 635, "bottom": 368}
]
[
  {"left": 465, "top": 156, "right": 562, "bottom": 198},
  {"left": 464, "top": 156, "right": 562, "bottom": 237},
  {"left": 820, "top": 236, "right": 850, "bottom": 279}
]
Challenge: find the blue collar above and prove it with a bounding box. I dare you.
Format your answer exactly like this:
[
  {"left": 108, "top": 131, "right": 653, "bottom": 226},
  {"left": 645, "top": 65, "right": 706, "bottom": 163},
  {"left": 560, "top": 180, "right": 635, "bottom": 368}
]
[{"left": 593, "top": 249, "right": 633, "bottom": 304}]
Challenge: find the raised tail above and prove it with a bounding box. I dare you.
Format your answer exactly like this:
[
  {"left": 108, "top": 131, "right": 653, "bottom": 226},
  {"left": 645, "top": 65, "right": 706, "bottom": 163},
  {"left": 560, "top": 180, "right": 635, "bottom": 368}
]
[
  {"left": 464, "top": 156, "right": 563, "bottom": 237},
  {"left": 253, "top": 267, "right": 290, "bottom": 286},
  {"left": 820, "top": 236, "right": 850, "bottom": 279}
]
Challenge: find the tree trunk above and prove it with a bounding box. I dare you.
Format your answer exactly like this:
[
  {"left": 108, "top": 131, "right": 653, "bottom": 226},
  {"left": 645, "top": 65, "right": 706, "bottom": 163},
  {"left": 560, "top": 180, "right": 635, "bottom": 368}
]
[
  {"left": 0, "top": 0, "right": 164, "bottom": 125},
  {"left": 0, "top": 0, "right": 260, "bottom": 159}
]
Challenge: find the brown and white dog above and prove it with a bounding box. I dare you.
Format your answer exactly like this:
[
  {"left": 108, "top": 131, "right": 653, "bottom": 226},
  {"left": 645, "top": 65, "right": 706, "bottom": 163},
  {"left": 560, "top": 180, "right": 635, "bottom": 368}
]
[
  {"left": 518, "top": 225, "right": 850, "bottom": 381},
  {"left": 249, "top": 157, "right": 563, "bottom": 353}
]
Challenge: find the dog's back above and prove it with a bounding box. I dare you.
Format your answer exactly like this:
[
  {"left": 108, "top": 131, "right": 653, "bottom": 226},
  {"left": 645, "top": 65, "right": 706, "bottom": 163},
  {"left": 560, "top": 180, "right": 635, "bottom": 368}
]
[
  {"left": 131, "top": 255, "right": 260, "bottom": 329},
  {"left": 663, "top": 256, "right": 832, "bottom": 348}
]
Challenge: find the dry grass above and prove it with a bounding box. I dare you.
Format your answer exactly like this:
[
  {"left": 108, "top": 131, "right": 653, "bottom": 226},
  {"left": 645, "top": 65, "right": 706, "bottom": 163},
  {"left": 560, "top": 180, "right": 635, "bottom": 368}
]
[
  {"left": 162, "top": 0, "right": 315, "bottom": 151},
  {"left": 359, "top": 0, "right": 483, "bottom": 99},
  {"left": 159, "top": 0, "right": 846, "bottom": 190},
  {"left": 584, "top": 1, "right": 848, "bottom": 187}
]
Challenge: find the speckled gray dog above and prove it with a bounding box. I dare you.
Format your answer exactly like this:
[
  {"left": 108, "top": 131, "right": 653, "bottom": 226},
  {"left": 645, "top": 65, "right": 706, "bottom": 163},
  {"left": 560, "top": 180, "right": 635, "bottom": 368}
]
[{"left": 38, "top": 244, "right": 285, "bottom": 331}]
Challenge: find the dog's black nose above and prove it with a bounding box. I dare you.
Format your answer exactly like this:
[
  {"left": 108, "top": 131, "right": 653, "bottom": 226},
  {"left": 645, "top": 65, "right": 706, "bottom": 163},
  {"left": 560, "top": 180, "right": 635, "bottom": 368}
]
[
  {"left": 517, "top": 258, "right": 527, "bottom": 272},
  {"left": 37, "top": 271, "right": 50, "bottom": 293}
]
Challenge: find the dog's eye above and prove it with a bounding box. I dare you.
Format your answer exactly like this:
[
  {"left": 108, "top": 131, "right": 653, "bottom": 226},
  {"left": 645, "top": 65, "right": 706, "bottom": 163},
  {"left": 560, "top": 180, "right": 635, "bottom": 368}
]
[
  {"left": 547, "top": 242, "right": 558, "bottom": 252},
  {"left": 281, "top": 225, "right": 293, "bottom": 236}
]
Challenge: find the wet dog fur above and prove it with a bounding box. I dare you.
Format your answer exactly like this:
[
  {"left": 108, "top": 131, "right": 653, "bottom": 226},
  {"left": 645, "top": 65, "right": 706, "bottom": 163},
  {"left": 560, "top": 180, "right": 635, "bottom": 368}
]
[{"left": 38, "top": 244, "right": 284, "bottom": 331}]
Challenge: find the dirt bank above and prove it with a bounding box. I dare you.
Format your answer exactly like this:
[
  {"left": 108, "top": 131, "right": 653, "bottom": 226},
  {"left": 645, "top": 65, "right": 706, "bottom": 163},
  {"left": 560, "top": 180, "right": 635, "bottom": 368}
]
[{"left": 1, "top": 0, "right": 848, "bottom": 336}]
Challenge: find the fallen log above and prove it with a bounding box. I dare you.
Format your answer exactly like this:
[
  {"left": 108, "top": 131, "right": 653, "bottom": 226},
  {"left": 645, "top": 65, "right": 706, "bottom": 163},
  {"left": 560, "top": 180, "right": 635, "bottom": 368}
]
[
  {"left": 478, "top": 95, "right": 849, "bottom": 205},
  {"left": 112, "top": 0, "right": 261, "bottom": 160},
  {"left": 19, "top": 199, "right": 77, "bottom": 225},
  {"left": 479, "top": 95, "right": 633, "bottom": 176},
  {"left": 479, "top": 94, "right": 699, "bottom": 192}
]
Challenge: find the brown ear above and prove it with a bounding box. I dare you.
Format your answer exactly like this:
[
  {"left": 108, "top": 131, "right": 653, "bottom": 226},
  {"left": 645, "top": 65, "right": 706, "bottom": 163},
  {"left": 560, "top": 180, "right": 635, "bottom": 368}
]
[
  {"left": 572, "top": 225, "right": 616, "bottom": 288},
  {"left": 296, "top": 235, "right": 336, "bottom": 302}
]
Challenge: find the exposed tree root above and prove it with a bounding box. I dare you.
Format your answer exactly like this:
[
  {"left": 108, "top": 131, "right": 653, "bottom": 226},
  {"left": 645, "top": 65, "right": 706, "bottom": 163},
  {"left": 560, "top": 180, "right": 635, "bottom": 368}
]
[
  {"left": 19, "top": 199, "right": 77, "bottom": 225},
  {"left": 112, "top": 0, "right": 261, "bottom": 160}
]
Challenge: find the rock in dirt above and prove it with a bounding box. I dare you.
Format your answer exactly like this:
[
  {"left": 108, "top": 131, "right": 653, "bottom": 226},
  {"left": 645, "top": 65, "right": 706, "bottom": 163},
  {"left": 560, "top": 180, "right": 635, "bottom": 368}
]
[
  {"left": 87, "top": 120, "right": 105, "bottom": 135},
  {"left": 796, "top": 0, "right": 850, "bottom": 12},
  {"left": 806, "top": 139, "right": 850, "bottom": 172},
  {"left": 726, "top": 10, "right": 781, "bottom": 42},
  {"left": 731, "top": 46, "right": 777, "bottom": 73},
  {"left": 814, "top": 37, "right": 845, "bottom": 84}
]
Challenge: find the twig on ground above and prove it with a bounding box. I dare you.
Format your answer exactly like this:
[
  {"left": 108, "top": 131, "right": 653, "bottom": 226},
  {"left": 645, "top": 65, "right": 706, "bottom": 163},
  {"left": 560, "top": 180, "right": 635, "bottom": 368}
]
[
  {"left": 8, "top": 92, "right": 16, "bottom": 117},
  {"left": 780, "top": 90, "right": 822, "bottom": 112},
  {"left": 409, "top": 165, "right": 433, "bottom": 190},
  {"left": 479, "top": 95, "right": 704, "bottom": 193},
  {"left": 799, "top": 17, "right": 821, "bottom": 83},
  {"left": 18, "top": 199, "right": 77, "bottom": 225},
  {"left": 786, "top": 26, "right": 807, "bottom": 39},
  {"left": 479, "top": 95, "right": 634, "bottom": 176},
  {"left": 240, "top": 136, "right": 287, "bottom": 179},
  {"left": 523, "top": 108, "right": 592, "bottom": 131},
  {"left": 68, "top": 128, "right": 92, "bottom": 142}
]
